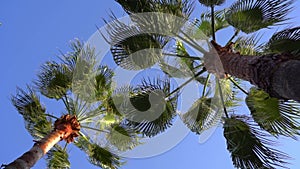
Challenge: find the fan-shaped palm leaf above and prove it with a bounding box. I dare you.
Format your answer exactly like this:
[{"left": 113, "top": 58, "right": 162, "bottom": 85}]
[
  {"left": 104, "top": 18, "right": 167, "bottom": 70},
  {"left": 225, "top": 0, "right": 294, "bottom": 33},
  {"left": 181, "top": 97, "right": 222, "bottom": 134},
  {"left": 35, "top": 61, "right": 72, "bottom": 99},
  {"left": 94, "top": 66, "right": 114, "bottom": 99},
  {"left": 246, "top": 88, "right": 300, "bottom": 138},
  {"left": 75, "top": 137, "right": 122, "bottom": 169},
  {"left": 224, "top": 115, "right": 289, "bottom": 169},
  {"left": 198, "top": 0, "right": 225, "bottom": 7},
  {"left": 11, "top": 86, "right": 51, "bottom": 140},
  {"left": 106, "top": 124, "right": 140, "bottom": 151},
  {"left": 122, "top": 77, "right": 178, "bottom": 137},
  {"left": 46, "top": 146, "right": 70, "bottom": 169},
  {"left": 265, "top": 27, "right": 300, "bottom": 56}
]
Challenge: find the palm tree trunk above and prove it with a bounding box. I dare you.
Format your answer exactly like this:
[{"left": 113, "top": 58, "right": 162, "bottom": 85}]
[
  {"left": 4, "top": 115, "right": 80, "bottom": 169},
  {"left": 209, "top": 41, "right": 300, "bottom": 102}
]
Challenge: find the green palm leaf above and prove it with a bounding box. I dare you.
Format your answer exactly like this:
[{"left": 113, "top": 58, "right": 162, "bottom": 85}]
[
  {"left": 224, "top": 115, "right": 289, "bottom": 169},
  {"left": 60, "top": 39, "right": 82, "bottom": 72},
  {"left": 246, "top": 88, "right": 300, "bottom": 138},
  {"left": 104, "top": 19, "right": 167, "bottom": 70},
  {"left": 75, "top": 137, "right": 122, "bottom": 169},
  {"left": 181, "top": 97, "right": 221, "bottom": 134},
  {"left": 46, "top": 146, "right": 70, "bottom": 169},
  {"left": 198, "top": 0, "right": 225, "bottom": 7},
  {"left": 11, "top": 86, "right": 52, "bottom": 139},
  {"left": 265, "top": 27, "right": 300, "bottom": 55},
  {"left": 225, "top": 0, "right": 293, "bottom": 33},
  {"left": 123, "top": 77, "right": 178, "bottom": 137},
  {"left": 35, "top": 61, "right": 72, "bottom": 99},
  {"left": 72, "top": 45, "right": 110, "bottom": 102},
  {"left": 94, "top": 66, "right": 114, "bottom": 100},
  {"left": 106, "top": 124, "right": 140, "bottom": 151}
]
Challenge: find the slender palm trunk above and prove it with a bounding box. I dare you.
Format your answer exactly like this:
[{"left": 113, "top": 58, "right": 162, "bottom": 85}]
[
  {"left": 4, "top": 115, "right": 80, "bottom": 169},
  {"left": 209, "top": 41, "right": 300, "bottom": 102}
]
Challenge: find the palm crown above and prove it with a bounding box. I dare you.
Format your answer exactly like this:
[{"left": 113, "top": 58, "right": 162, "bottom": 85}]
[{"left": 5, "top": 0, "right": 300, "bottom": 169}]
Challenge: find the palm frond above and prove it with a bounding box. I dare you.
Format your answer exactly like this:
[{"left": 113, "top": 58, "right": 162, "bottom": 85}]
[
  {"left": 75, "top": 137, "right": 122, "bottom": 169},
  {"left": 72, "top": 45, "right": 104, "bottom": 102},
  {"left": 115, "top": 0, "right": 194, "bottom": 17},
  {"left": 106, "top": 124, "right": 140, "bottom": 151},
  {"left": 233, "top": 34, "right": 262, "bottom": 55},
  {"left": 198, "top": 0, "right": 225, "bottom": 7},
  {"left": 122, "top": 77, "right": 178, "bottom": 137},
  {"left": 246, "top": 88, "right": 300, "bottom": 138},
  {"left": 224, "top": 115, "right": 289, "bottom": 169},
  {"left": 35, "top": 40, "right": 83, "bottom": 100},
  {"left": 181, "top": 97, "right": 222, "bottom": 134},
  {"left": 104, "top": 17, "right": 167, "bottom": 70},
  {"left": 46, "top": 146, "right": 70, "bottom": 169},
  {"left": 215, "top": 79, "right": 239, "bottom": 108},
  {"left": 265, "top": 27, "right": 300, "bottom": 56},
  {"left": 11, "top": 86, "right": 52, "bottom": 139},
  {"left": 35, "top": 61, "right": 72, "bottom": 99},
  {"left": 225, "top": 0, "right": 294, "bottom": 33},
  {"left": 94, "top": 66, "right": 114, "bottom": 100}
]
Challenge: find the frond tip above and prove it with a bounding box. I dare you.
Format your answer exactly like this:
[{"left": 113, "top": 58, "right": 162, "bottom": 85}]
[
  {"left": 11, "top": 86, "right": 51, "bottom": 139},
  {"left": 223, "top": 116, "right": 289, "bottom": 169}
]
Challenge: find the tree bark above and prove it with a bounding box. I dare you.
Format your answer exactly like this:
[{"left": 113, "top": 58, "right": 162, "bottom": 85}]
[
  {"left": 4, "top": 129, "right": 70, "bottom": 169},
  {"left": 208, "top": 41, "right": 300, "bottom": 102},
  {"left": 3, "top": 115, "right": 80, "bottom": 169}
]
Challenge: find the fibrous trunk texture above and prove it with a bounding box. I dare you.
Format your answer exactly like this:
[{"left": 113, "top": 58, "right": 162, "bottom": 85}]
[
  {"left": 4, "top": 115, "right": 80, "bottom": 169},
  {"left": 207, "top": 41, "right": 300, "bottom": 102}
]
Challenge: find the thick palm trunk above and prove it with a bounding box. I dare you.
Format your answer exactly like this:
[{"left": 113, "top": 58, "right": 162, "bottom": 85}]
[
  {"left": 209, "top": 41, "right": 300, "bottom": 102},
  {"left": 4, "top": 115, "right": 80, "bottom": 169}
]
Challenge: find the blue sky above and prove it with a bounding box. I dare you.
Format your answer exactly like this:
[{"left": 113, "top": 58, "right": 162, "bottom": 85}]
[{"left": 1, "top": 0, "right": 300, "bottom": 169}]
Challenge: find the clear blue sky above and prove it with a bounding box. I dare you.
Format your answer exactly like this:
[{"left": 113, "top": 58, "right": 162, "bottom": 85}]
[{"left": 1, "top": 1, "right": 300, "bottom": 169}]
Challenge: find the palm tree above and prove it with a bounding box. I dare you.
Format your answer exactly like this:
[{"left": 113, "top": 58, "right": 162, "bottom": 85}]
[
  {"left": 104, "top": 0, "right": 300, "bottom": 168},
  {"left": 3, "top": 41, "right": 142, "bottom": 169},
  {"left": 4, "top": 0, "right": 300, "bottom": 169}
]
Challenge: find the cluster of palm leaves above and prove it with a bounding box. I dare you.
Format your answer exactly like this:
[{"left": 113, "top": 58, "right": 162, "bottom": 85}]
[{"left": 10, "top": 0, "right": 300, "bottom": 169}]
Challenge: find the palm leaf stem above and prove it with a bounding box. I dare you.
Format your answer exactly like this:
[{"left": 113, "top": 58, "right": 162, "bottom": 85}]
[
  {"left": 226, "top": 29, "right": 240, "bottom": 46},
  {"left": 162, "top": 53, "right": 202, "bottom": 60},
  {"left": 45, "top": 113, "right": 59, "bottom": 120},
  {"left": 63, "top": 142, "right": 68, "bottom": 152},
  {"left": 217, "top": 78, "right": 229, "bottom": 118},
  {"left": 211, "top": 5, "right": 216, "bottom": 41},
  {"left": 62, "top": 95, "right": 70, "bottom": 114},
  {"left": 202, "top": 73, "right": 211, "bottom": 97},
  {"left": 81, "top": 125, "right": 110, "bottom": 134},
  {"left": 228, "top": 77, "right": 249, "bottom": 95},
  {"left": 166, "top": 68, "right": 207, "bottom": 100},
  {"left": 77, "top": 109, "right": 107, "bottom": 123},
  {"left": 177, "top": 30, "right": 207, "bottom": 53}
]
